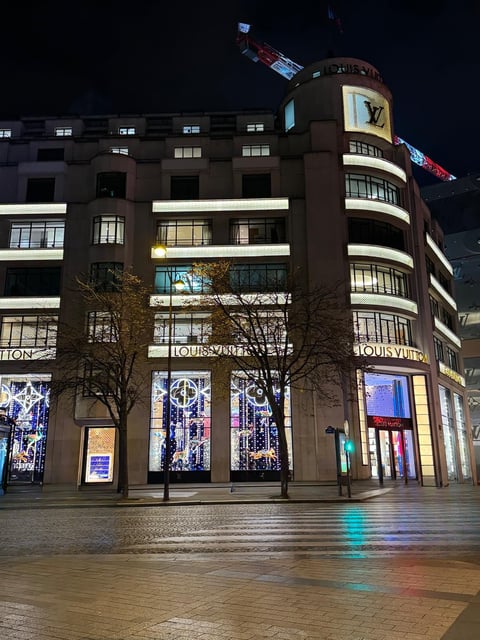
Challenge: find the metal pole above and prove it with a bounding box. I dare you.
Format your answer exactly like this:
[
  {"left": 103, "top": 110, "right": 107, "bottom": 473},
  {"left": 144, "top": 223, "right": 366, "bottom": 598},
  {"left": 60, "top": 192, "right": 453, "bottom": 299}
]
[
  {"left": 345, "top": 450, "right": 352, "bottom": 498},
  {"left": 163, "top": 269, "right": 174, "bottom": 502}
]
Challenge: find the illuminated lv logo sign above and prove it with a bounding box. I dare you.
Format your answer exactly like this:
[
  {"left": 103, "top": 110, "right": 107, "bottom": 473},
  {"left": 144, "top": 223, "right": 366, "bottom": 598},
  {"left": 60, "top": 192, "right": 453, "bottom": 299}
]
[{"left": 364, "top": 101, "right": 385, "bottom": 128}]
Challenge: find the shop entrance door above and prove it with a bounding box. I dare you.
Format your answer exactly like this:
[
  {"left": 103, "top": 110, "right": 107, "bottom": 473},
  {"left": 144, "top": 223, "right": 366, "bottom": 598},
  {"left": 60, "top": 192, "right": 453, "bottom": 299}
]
[{"left": 372, "top": 428, "right": 416, "bottom": 484}]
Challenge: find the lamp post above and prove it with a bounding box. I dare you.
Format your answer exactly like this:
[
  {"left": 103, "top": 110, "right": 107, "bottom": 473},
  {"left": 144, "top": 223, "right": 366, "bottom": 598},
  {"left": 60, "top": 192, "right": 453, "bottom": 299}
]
[{"left": 152, "top": 245, "right": 184, "bottom": 502}]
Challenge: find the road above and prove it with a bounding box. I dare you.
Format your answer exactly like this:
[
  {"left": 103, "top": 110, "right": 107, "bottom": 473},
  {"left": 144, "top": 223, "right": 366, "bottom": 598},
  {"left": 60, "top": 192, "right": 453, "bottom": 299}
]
[{"left": 1, "top": 484, "right": 480, "bottom": 639}]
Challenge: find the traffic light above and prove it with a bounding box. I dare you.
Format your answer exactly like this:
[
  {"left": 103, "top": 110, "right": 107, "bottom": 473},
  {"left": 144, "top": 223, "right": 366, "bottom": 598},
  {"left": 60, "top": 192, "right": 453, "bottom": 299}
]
[{"left": 344, "top": 440, "right": 354, "bottom": 454}]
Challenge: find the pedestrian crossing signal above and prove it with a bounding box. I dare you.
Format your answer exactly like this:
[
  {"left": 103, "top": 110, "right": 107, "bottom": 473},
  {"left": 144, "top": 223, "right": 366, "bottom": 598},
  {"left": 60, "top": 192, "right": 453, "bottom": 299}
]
[{"left": 344, "top": 440, "right": 354, "bottom": 453}]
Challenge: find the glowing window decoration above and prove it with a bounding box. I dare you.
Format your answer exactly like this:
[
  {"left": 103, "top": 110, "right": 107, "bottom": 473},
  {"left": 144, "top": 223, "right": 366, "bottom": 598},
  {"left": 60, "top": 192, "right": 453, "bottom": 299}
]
[
  {"left": 149, "top": 371, "right": 211, "bottom": 472},
  {"left": 230, "top": 371, "right": 292, "bottom": 472},
  {"left": 84, "top": 427, "right": 116, "bottom": 483},
  {"left": 0, "top": 129, "right": 12, "bottom": 138},
  {"left": 1, "top": 375, "right": 51, "bottom": 484},
  {"left": 118, "top": 126, "right": 135, "bottom": 135}
]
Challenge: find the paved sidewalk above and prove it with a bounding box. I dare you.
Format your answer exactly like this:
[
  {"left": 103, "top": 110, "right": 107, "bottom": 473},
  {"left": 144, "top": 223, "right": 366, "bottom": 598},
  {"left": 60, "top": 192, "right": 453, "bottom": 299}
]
[{"left": 0, "top": 479, "right": 391, "bottom": 509}]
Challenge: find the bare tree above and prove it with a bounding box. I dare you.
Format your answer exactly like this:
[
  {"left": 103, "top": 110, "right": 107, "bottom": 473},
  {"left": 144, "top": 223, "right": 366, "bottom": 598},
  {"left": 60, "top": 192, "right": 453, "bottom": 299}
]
[
  {"left": 194, "top": 261, "right": 361, "bottom": 499},
  {"left": 52, "top": 270, "right": 154, "bottom": 497}
]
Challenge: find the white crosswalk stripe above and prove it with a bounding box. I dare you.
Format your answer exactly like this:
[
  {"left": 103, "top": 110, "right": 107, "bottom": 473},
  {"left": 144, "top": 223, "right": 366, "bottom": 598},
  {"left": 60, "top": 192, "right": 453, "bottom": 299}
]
[{"left": 120, "top": 499, "right": 480, "bottom": 557}]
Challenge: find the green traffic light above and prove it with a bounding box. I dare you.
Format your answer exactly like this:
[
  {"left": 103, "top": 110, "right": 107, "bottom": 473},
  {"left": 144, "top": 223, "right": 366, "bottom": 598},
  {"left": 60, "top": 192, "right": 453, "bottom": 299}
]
[{"left": 344, "top": 440, "right": 355, "bottom": 453}]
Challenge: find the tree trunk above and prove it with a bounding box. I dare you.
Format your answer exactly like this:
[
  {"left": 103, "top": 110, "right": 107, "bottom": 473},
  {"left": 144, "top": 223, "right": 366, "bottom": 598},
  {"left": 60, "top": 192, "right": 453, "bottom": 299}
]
[
  {"left": 270, "top": 400, "right": 289, "bottom": 499},
  {"left": 117, "top": 411, "right": 129, "bottom": 498}
]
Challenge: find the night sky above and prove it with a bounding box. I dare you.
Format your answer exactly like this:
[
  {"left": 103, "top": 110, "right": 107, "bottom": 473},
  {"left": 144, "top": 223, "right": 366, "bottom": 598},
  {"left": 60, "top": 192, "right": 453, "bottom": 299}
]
[{"left": 2, "top": 0, "right": 478, "bottom": 184}]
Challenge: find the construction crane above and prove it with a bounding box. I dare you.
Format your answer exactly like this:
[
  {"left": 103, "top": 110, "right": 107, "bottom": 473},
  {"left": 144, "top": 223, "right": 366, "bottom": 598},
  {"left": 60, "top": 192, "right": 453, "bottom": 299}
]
[{"left": 236, "top": 23, "right": 456, "bottom": 182}]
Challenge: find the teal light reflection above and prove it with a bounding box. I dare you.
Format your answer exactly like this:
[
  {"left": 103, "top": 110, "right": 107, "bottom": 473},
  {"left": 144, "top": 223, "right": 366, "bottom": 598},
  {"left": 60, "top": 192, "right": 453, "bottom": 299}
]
[{"left": 341, "top": 507, "right": 367, "bottom": 558}]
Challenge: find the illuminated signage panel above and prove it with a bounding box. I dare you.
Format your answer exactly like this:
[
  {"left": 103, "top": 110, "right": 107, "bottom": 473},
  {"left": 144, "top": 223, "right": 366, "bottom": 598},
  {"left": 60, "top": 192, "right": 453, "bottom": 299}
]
[{"left": 343, "top": 86, "right": 392, "bottom": 142}]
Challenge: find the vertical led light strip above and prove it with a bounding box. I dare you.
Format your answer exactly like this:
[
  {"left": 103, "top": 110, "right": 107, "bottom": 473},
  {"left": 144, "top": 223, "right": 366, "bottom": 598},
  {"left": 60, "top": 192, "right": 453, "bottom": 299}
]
[
  {"left": 356, "top": 370, "right": 369, "bottom": 466},
  {"left": 412, "top": 375, "right": 436, "bottom": 485}
]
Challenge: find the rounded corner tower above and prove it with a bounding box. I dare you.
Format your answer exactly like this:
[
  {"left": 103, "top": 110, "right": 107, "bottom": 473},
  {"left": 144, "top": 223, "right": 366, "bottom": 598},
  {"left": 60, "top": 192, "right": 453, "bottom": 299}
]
[
  {"left": 279, "top": 57, "right": 394, "bottom": 141},
  {"left": 275, "top": 56, "right": 474, "bottom": 488}
]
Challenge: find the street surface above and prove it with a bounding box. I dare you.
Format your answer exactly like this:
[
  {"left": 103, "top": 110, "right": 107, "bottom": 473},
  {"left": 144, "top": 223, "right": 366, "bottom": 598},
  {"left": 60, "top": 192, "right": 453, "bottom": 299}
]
[{"left": 1, "top": 483, "right": 480, "bottom": 639}]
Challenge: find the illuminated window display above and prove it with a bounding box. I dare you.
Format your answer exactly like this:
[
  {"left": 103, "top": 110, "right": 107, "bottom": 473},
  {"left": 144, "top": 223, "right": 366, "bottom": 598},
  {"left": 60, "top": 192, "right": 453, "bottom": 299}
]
[
  {"left": 454, "top": 393, "right": 472, "bottom": 480},
  {"left": 84, "top": 427, "right": 116, "bottom": 483},
  {"left": 364, "top": 372, "right": 416, "bottom": 480},
  {"left": 0, "top": 374, "right": 51, "bottom": 483},
  {"left": 149, "top": 371, "right": 211, "bottom": 475},
  {"left": 230, "top": 371, "right": 292, "bottom": 474}
]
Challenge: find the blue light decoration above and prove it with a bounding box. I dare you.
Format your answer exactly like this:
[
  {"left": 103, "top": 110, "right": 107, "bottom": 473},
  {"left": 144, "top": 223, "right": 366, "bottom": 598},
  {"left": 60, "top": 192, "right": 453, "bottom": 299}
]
[
  {"left": 149, "top": 371, "right": 211, "bottom": 472},
  {"left": 230, "top": 371, "right": 292, "bottom": 471},
  {"left": 0, "top": 376, "right": 51, "bottom": 483}
]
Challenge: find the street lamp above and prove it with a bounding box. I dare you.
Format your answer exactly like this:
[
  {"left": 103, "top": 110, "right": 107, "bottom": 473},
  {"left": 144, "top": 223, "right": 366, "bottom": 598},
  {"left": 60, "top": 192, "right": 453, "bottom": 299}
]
[{"left": 152, "top": 245, "right": 185, "bottom": 501}]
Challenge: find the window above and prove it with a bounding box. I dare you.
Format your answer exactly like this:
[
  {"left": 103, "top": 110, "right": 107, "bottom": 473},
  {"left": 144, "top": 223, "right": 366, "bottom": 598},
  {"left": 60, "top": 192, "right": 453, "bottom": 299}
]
[
  {"left": 445, "top": 346, "right": 459, "bottom": 372},
  {"left": 349, "top": 141, "right": 383, "bottom": 157},
  {"left": 345, "top": 173, "right": 400, "bottom": 205},
  {"left": 0, "top": 129, "right": 12, "bottom": 138},
  {"left": 425, "top": 255, "right": 435, "bottom": 277},
  {"left": 441, "top": 307, "right": 454, "bottom": 330},
  {"left": 92, "top": 216, "right": 125, "bottom": 245},
  {"left": 350, "top": 264, "right": 408, "bottom": 297},
  {"left": 154, "top": 312, "right": 211, "bottom": 344},
  {"left": 1, "top": 315, "right": 57, "bottom": 348},
  {"left": 433, "top": 336, "right": 444, "bottom": 362},
  {"left": 10, "top": 220, "right": 65, "bottom": 248},
  {"left": 353, "top": 311, "right": 412, "bottom": 345},
  {"left": 5, "top": 267, "right": 61, "bottom": 296},
  {"left": 284, "top": 99, "right": 295, "bottom": 131},
  {"left": 96, "top": 172, "right": 126, "bottom": 199},
  {"left": 118, "top": 127, "right": 135, "bottom": 135},
  {"left": 242, "top": 144, "right": 270, "bottom": 157},
  {"left": 246, "top": 123, "right": 265, "bottom": 132},
  {"left": 156, "top": 219, "right": 211, "bottom": 246},
  {"left": 26, "top": 178, "right": 55, "bottom": 202},
  {"left": 230, "top": 218, "right": 285, "bottom": 244},
  {"left": 82, "top": 364, "right": 114, "bottom": 397},
  {"left": 439, "top": 271, "right": 451, "bottom": 293},
  {"left": 430, "top": 296, "right": 440, "bottom": 319},
  {"left": 87, "top": 311, "right": 117, "bottom": 342},
  {"left": 109, "top": 147, "right": 128, "bottom": 155},
  {"left": 242, "top": 174, "right": 271, "bottom": 198},
  {"left": 183, "top": 125, "right": 200, "bottom": 134},
  {"left": 170, "top": 176, "right": 199, "bottom": 199},
  {"left": 89, "top": 263, "right": 124, "bottom": 292},
  {"left": 154, "top": 264, "right": 208, "bottom": 294},
  {"left": 230, "top": 264, "right": 287, "bottom": 292},
  {"left": 37, "top": 148, "right": 64, "bottom": 161},
  {"left": 231, "top": 310, "right": 287, "bottom": 344},
  {"left": 54, "top": 127, "right": 72, "bottom": 137},
  {"left": 348, "top": 218, "right": 405, "bottom": 251},
  {"left": 174, "top": 146, "right": 202, "bottom": 159}
]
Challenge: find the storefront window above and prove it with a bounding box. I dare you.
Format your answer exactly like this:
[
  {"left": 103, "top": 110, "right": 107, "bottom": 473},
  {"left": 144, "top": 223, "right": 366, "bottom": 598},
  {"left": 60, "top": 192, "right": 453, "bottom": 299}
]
[
  {"left": 454, "top": 393, "right": 472, "bottom": 480},
  {"left": 439, "top": 385, "right": 458, "bottom": 481},
  {"left": 84, "top": 427, "right": 116, "bottom": 483},
  {"left": 364, "top": 372, "right": 416, "bottom": 481},
  {"left": 0, "top": 375, "right": 51, "bottom": 483},
  {"left": 149, "top": 371, "right": 211, "bottom": 473},
  {"left": 230, "top": 371, "right": 292, "bottom": 474}
]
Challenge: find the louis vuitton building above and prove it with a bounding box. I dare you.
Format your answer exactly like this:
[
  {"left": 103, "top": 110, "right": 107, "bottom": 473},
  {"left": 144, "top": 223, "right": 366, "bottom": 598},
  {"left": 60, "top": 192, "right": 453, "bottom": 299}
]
[{"left": 0, "top": 56, "right": 474, "bottom": 491}]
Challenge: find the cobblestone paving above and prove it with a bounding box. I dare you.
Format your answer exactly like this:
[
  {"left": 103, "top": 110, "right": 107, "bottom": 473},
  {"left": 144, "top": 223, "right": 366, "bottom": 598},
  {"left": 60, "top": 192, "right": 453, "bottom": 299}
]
[{"left": 0, "top": 485, "right": 479, "bottom": 639}]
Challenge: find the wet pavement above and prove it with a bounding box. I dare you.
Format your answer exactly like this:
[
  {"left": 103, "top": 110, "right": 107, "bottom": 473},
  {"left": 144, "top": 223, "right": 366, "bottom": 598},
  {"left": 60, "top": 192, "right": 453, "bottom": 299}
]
[{"left": 0, "top": 482, "right": 479, "bottom": 639}]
